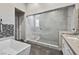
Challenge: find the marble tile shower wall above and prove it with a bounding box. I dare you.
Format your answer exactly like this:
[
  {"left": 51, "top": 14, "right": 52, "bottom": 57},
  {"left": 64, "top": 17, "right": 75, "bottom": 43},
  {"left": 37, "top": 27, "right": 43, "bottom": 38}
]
[{"left": 0, "top": 24, "right": 14, "bottom": 38}]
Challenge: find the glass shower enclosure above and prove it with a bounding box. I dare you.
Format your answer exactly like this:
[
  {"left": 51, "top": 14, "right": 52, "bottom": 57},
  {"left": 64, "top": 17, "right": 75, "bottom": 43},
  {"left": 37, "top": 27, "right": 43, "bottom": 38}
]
[{"left": 26, "top": 5, "right": 75, "bottom": 48}]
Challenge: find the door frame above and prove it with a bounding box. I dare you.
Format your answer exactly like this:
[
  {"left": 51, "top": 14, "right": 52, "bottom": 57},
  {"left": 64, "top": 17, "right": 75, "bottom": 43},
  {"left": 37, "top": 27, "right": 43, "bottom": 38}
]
[{"left": 15, "top": 8, "right": 25, "bottom": 41}]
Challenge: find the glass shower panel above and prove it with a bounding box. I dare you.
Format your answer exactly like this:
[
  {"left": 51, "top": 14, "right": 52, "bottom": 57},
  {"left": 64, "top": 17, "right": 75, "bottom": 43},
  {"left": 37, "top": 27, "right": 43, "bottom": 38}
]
[
  {"left": 27, "top": 16, "right": 40, "bottom": 40},
  {"left": 27, "top": 16, "right": 35, "bottom": 40},
  {"left": 35, "top": 8, "right": 68, "bottom": 46},
  {"left": 33, "top": 15, "right": 40, "bottom": 40}
]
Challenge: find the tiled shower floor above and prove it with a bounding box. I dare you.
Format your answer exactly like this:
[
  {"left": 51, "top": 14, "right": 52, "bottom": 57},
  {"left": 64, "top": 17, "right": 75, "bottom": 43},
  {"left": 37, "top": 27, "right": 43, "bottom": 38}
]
[{"left": 26, "top": 41, "right": 62, "bottom": 55}]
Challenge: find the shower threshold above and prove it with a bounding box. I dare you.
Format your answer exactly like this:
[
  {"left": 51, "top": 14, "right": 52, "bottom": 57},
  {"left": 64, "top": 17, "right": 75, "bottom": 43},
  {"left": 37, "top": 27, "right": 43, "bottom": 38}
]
[{"left": 27, "top": 39, "right": 59, "bottom": 50}]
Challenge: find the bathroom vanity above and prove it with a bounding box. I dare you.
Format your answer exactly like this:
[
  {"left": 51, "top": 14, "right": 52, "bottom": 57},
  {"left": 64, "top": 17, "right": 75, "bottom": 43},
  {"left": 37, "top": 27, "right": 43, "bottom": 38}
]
[{"left": 61, "top": 33, "right": 79, "bottom": 55}]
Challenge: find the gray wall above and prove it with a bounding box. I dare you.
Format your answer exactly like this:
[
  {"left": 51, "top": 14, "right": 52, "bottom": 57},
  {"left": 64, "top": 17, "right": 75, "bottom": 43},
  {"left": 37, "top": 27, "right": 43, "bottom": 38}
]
[
  {"left": 34, "top": 7, "right": 68, "bottom": 45},
  {"left": 67, "top": 6, "right": 75, "bottom": 32},
  {"left": 0, "top": 3, "right": 26, "bottom": 40}
]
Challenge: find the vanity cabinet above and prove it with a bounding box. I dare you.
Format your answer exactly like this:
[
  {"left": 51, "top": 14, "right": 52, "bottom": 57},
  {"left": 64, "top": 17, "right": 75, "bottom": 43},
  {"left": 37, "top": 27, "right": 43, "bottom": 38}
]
[{"left": 62, "top": 37, "right": 74, "bottom": 55}]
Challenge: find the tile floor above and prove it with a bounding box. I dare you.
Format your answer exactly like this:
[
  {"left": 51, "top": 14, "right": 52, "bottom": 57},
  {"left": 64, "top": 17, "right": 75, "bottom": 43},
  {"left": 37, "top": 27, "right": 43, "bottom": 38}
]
[{"left": 27, "top": 41, "right": 63, "bottom": 55}]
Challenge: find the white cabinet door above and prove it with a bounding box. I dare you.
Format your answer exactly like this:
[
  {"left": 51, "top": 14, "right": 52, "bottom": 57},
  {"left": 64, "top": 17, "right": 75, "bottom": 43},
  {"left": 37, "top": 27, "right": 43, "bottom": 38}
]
[{"left": 62, "top": 38, "right": 74, "bottom": 55}]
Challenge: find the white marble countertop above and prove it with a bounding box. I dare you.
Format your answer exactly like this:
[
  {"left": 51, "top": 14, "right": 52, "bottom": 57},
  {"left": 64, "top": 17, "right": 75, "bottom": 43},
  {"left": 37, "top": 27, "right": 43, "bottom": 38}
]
[
  {"left": 62, "top": 34, "right": 79, "bottom": 55},
  {"left": 0, "top": 36, "right": 14, "bottom": 41}
]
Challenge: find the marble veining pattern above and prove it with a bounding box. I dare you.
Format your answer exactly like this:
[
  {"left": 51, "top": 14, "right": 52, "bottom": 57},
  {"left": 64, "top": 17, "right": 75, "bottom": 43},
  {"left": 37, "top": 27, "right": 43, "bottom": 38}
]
[{"left": 0, "top": 24, "right": 14, "bottom": 38}]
